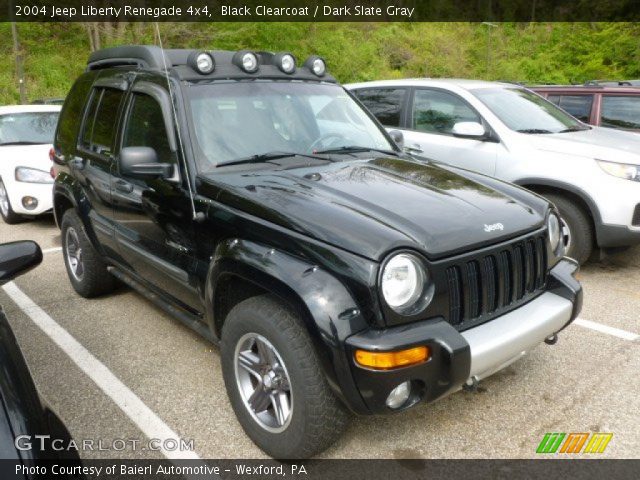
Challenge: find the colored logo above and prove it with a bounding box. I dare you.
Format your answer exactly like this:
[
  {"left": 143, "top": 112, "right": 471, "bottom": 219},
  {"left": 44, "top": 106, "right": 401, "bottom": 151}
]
[{"left": 536, "top": 432, "right": 613, "bottom": 454}]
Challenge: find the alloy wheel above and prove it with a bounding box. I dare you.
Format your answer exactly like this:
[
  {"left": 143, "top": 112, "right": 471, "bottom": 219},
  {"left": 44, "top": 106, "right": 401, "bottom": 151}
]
[
  {"left": 65, "top": 226, "right": 84, "bottom": 281},
  {"left": 234, "top": 332, "right": 293, "bottom": 433},
  {"left": 0, "top": 181, "right": 9, "bottom": 217}
]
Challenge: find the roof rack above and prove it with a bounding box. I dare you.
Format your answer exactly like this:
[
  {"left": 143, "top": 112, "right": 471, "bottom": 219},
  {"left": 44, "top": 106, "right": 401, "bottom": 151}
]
[{"left": 85, "top": 45, "right": 337, "bottom": 83}]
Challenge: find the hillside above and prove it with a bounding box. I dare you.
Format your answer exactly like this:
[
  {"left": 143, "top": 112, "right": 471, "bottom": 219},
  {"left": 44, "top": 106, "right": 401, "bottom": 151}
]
[{"left": 2, "top": 22, "right": 640, "bottom": 103}]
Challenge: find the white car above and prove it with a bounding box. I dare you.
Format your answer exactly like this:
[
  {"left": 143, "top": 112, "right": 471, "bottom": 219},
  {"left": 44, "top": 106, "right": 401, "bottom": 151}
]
[
  {"left": 346, "top": 79, "right": 640, "bottom": 263},
  {"left": 0, "top": 105, "right": 60, "bottom": 224}
]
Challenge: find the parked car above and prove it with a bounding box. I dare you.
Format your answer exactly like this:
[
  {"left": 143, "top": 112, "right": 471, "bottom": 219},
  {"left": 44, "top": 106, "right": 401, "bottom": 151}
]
[
  {"left": 346, "top": 79, "right": 640, "bottom": 263},
  {"left": 30, "top": 98, "right": 66, "bottom": 106},
  {"left": 532, "top": 83, "right": 640, "bottom": 132},
  {"left": 53, "top": 46, "right": 582, "bottom": 459},
  {"left": 0, "top": 105, "right": 61, "bottom": 224},
  {"left": 0, "top": 241, "right": 83, "bottom": 472}
]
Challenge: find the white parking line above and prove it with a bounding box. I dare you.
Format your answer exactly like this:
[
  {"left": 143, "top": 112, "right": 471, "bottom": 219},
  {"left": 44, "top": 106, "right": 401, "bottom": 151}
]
[
  {"left": 42, "top": 246, "right": 62, "bottom": 254},
  {"left": 575, "top": 318, "right": 639, "bottom": 341},
  {"left": 1, "top": 281, "right": 201, "bottom": 461}
]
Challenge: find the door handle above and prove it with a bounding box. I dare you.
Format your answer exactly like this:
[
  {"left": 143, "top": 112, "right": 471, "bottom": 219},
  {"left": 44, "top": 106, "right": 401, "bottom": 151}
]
[
  {"left": 114, "top": 179, "right": 134, "bottom": 194},
  {"left": 405, "top": 144, "right": 424, "bottom": 154}
]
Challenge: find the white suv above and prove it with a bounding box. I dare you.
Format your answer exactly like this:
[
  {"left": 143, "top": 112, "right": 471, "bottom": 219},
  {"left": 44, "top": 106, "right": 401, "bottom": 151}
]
[{"left": 346, "top": 79, "right": 640, "bottom": 263}]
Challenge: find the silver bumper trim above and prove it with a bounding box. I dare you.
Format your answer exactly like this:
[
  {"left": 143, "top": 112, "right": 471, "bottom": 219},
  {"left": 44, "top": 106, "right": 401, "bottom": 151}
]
[{"left": 461, "top": 292, "right": 573, "bottom": 381}]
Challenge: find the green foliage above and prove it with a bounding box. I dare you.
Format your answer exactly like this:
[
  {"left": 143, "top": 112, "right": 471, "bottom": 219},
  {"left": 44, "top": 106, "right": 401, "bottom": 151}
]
[{"left": 3, "top": 22, "right": 640, "bottom": 104}]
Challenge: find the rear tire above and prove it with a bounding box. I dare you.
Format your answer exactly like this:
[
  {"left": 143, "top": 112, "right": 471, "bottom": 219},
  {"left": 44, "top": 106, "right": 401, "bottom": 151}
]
[
  {"left": 220, "top": 295, "right": 349, "bottom": 459},
  {"left": 544, "top": 193, "right": 593, "bottom": 264},
  {"left": 0, "top": 179, "right": 24, "bottom": 224},
  {"left": 61, "top": 209, "right": 116, "bottom": 297}
]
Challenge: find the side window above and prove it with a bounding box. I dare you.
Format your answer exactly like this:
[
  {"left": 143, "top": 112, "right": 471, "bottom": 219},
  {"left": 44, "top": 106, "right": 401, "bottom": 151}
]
[
  {"left": 353, "top": 88, "right": 406, "bottom": 127},
  {"left": 122, "top": 93, "right": 175, "bottom": 164},
  {"left": 553, "top": 95, "right": 593, "bottom": 122},
  {"left": 56, "top": 73, "right": 95, "bottom": 154},
  {"left": 601, "top": 95, "right": 640, "bottom": 130},
  {"left": 81, "top": 87, "right": 124, "bottom": 156},
  {"left": 412, "top": 89, "right": 480, "bottom": 135}
]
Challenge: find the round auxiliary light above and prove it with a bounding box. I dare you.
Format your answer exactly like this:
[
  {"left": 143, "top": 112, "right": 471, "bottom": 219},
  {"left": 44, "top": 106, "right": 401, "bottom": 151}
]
[
  {"left": 275, "top": 52, "right": 296, "bottom": 74},
  {"left": 233, "top": 51, "right": 259, "bottom": 73},
  {"left": 304, "top": 56, "right": 326, "bottom": 77},
  {"left": 188, "top": 51, "right": 215, "bottom": 75}
]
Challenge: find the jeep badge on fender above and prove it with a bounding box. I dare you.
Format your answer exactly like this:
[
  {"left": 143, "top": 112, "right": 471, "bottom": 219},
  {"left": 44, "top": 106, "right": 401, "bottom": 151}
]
[{"left": 51, "top": 46, "right": 582, "bottom": 459}]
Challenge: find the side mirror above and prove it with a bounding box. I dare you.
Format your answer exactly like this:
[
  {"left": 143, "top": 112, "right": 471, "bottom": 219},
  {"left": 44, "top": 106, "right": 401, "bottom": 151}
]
[
  {"left": 452, "top": 122, "right": 487, "bottom": 139},
  {"left": 120, "top": 147, "right": 173, "bottom": 179},
  {"left": 388, "top": 129, "right": 404, "bottom": 149},
  {"left": 0, "top": 241, "right": 42, "bottom": 286}
]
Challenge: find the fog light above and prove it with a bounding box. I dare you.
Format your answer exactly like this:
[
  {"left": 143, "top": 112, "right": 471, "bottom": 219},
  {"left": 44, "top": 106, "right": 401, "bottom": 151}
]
[
  {"left": 304, "top": 56, "right": 326, "bottom": 77},
  {"left": 22, "top": 196, "right": 38, "bottom": 210},
  {"left": 386, "top": 381, "right": 411, "bottom": 410}
]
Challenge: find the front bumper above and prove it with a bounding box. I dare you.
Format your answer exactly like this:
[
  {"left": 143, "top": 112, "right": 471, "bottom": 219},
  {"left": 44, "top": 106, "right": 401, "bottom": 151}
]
[
  {"left": 344, "top": 258, "right": 581, "bottom": 414},
  {"left": 6, "top": 181, "right": 53, "bottom": 216}
]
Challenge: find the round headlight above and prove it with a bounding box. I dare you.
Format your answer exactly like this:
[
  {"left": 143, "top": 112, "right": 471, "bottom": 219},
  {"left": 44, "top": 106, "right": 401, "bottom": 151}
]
[
  {"left": 381, "top": 254, "right": 425, "bottom": 310},
  {"left": 548, "top": 213, "right": 561, "bottom": 252},
  {"left": 188, "top": 52, "right": 215, "bottom": 75},
  {"left": 232, "top": 51, "right": 260, "bottom": 73}
]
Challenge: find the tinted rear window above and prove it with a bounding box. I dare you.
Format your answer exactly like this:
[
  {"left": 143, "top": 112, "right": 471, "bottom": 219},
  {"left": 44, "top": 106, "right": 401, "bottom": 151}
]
[
  {"left": 601, "top": 96, "right": 640, "bottom": 130},
  {"left": 80, "top": 88, "right": 124, "bottom": 156},
  {"left": 547, "top": 94, "right": 593, "bottom": 123},
  {"left": 55, "top": 73, "right": 95, "bottom": 153},
  {"left": 353, "top": 88, "right": 406, "bottom": 127}
]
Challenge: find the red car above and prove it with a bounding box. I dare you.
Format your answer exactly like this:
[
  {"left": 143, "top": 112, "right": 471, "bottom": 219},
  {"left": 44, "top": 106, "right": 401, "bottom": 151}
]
[{"left": 532, "top": 83, "right": 640, "bottom": 132}]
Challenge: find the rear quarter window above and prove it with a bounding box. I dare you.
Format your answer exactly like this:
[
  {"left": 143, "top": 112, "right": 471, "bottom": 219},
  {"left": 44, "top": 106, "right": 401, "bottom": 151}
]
[{"left": 601, "top": 95, "right": 640, "bottom": 130}]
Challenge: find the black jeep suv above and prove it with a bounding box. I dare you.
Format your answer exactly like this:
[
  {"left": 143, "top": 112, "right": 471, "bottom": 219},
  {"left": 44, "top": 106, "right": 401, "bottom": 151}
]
[{"left": 52, "top": 46, "right": 582, "bottom": 458}]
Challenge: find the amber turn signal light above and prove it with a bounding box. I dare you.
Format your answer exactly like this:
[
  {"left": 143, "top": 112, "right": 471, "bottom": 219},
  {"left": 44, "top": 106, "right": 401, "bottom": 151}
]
[{"left": 354, "top": 346, "right": 429, "bottom": 370}]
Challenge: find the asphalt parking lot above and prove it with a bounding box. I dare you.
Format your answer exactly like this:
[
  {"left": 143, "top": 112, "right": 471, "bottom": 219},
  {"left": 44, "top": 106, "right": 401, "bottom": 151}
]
[{"left": 1, "top": 216, "right": 638, "bottom": 460}]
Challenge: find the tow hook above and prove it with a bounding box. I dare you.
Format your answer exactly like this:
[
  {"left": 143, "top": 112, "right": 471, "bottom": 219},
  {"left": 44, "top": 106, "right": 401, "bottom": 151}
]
[
  {"left": 463, "top": 376, "right": 480, "bottom": 392},
  {"left": 545, "top": 334, "right": 558, "bottom": 345}
]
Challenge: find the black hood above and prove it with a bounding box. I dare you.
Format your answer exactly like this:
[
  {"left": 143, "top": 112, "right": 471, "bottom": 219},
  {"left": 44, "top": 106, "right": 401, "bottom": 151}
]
[{"left": 199, "top": 157, "right": 549, "bottom": 261}]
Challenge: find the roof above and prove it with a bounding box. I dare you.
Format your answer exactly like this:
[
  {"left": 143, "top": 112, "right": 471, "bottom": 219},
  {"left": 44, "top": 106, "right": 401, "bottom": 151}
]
[
  {"left": 531, "top": 84, "right": 640, "bottom": 94},
  {"left": 0, "top": 105, "right": 62, "bottom": 114},
  {"left": 344, "top": 78, "right": 516, "bottom": 91},
  {"left": 87, "top": 45, "right": 337, "bottom": 83}
]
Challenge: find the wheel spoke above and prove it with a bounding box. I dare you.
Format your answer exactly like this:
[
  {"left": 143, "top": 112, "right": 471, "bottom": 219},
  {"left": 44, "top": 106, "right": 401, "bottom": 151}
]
[
  {"left": 248, "top": 387, "right": 271, "bottom": 413},
  {"left": 238, "top": 350, "right": 263, "bottom": 380},
  {"left": 255, "top": 338, "right": 277, "bottom": 367},
  {"left": 270, "top": 392, "right": 291, "bottom": 426}
]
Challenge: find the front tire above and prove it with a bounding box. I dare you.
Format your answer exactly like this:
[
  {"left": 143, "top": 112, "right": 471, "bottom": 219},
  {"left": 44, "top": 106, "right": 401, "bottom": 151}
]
[
  {"left": 61, "top": 209, "right": 116, "bottom": 297},
  {"left": 545, "top": 193, "right": 593, "bottom": 264},
  {"left": 220, "top": 295, "right": 349, "bottom": 459},
  {"left": 0, "top": 179, "right": 23, "bottom": 224}
]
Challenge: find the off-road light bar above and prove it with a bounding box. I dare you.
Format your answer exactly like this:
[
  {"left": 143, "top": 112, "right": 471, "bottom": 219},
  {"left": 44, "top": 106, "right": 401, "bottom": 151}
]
[
  {"left": 274, "top": 52, "right": 296, "bottom": 74},
  {"left": 233, "top": 50, "right": 259, "bottom": 73},
  {"left": 304, "top": 55, "right": 326, "bottom": 77},
  {"left": 188, "top": 51, "right": 215, "bottom": 74}
]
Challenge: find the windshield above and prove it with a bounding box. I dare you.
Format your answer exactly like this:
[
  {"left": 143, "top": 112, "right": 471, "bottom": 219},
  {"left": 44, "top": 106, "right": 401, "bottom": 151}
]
[
  {"left": 472, "top": 87, "right": 587, "bottom": 134},
  {"left": 0, "top": 111, "right": 59, "bottom": 145},
  {"left": 186, "top": 81, "right": 393, "bottom": 170}
]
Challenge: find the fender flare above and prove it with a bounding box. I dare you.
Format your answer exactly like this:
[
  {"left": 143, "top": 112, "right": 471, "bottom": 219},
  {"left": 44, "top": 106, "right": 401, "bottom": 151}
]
[
  {"left": 514, "top": 177, "right": 603, "bottom": 233},
  {"left": 204, "top": 238, "right": 371, "bottom": 413}
]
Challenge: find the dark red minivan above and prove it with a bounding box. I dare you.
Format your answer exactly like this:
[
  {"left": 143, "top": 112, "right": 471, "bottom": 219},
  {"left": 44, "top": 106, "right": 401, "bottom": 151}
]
[{"left": 532, "top": 83, "right": 640, "bottom": 132}]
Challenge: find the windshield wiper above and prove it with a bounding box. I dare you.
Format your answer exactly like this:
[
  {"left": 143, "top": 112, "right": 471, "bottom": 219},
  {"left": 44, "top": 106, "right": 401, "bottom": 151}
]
[
  {"left": 558, "top": 126, "right": 590, "bottom": 133},
  {"left": 217, "top": 151, "right": 332, "bottom": 168},
  {"left": 314, "top": 145, "right": 401, "bottom": 157},
  {"left": 0, "top": 141, "right": 45, "bottom": 146},
  {"left": 516, "top": 129, "right": 553, "bottom": 134}
]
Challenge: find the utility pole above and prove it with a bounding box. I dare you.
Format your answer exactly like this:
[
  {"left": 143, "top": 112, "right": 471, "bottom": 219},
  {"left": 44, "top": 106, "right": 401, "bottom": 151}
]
[
  {"left": 11, "top": 22, "right": 27, "bottom": 103},
  {"left": 482, "top": 22, "right": 498, "bottom": 78}
]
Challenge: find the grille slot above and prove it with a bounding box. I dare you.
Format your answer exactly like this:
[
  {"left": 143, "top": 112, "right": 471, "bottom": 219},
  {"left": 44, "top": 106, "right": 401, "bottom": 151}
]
[{"left": 445, "top": 233, "right": 548, "bottom": 329}]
